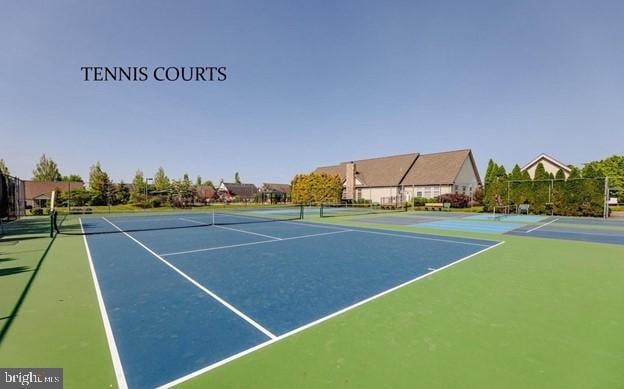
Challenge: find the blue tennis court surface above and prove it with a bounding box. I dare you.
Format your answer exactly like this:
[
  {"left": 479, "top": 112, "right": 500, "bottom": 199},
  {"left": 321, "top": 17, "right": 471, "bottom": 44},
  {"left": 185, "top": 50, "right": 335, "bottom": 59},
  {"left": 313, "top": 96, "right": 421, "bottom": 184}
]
[
  {"left": 81, "top": 214, "right": 501, "bottom": 388},
  {"left": 413, "top": 214, "right": 549, "bottom": 234},
  {"left": 415, "top": 219, "right": 521, "bottom": 234},
  {"left": 465, "top": 214, "right": 548, "bottom": 223},
  {"left": 507, "top": 218, "right": 624, "bottom": 245}
]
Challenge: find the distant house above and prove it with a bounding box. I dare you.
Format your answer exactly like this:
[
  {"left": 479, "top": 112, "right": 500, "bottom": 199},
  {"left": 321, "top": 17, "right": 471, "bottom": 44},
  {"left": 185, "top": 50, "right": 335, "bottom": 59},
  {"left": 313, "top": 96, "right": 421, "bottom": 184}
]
[
  {"left": 24, "top": 180, "right": 84, "bottom": 209},
  {"left": 259, "top": 183, "right": 290, "bottom": 203},
  {"left": 216, "top": 182, "right": 258, "bottom": 202},
  {"left": 521, "top": 153, "right": 571, "bottom": 179},
  {"left": 314, "top": 149, "right": 481, "bottom": 205},
  {"left": 195, "top": 185, "right": 217, "bottom": 203}
]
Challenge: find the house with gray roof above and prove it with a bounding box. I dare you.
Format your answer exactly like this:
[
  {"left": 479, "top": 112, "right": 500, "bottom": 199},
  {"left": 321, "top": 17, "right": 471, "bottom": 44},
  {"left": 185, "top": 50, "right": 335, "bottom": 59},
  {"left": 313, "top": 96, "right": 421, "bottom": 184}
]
[{"left": 313, "top": 149, "right": 481, "bottom": 205}]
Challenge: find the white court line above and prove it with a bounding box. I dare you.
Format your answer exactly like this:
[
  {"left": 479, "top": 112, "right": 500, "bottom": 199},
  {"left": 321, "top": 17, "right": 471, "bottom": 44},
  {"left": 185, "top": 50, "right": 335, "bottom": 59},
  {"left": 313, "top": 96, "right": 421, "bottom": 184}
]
[
  {"left": 214, "top": 225, "right": 282, "bottom": 240},
  {"left": 101, "top": 217, "right": 277, "bottom": 340},
  {"left": 158, "top": 240, "right": 506, "bottom": 389},
  {"left": 160, "top": 229, "right": 353, "bottom": 257},
  {"left": 221, "top": 213, "right": 496, "bottom": 247},
  {"left": 525, "top": 218, "right": 560, "bottom": 233},
  {"left": 349, "top": 229, "right": 493, "bottom": 247},
  {"left": 178, "top": 217, "right": 283, "bottom": 241},
  {"left": 80, "top": 219, "right": 128, "bottom": 389}
]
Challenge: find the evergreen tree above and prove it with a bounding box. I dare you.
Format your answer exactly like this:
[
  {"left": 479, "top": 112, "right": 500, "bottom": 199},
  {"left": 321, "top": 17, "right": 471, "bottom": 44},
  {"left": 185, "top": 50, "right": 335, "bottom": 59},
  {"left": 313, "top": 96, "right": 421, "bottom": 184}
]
[
  {"left": 131, "top": 170, "right": 146, "bottom": 204},
  {"left": 531, "top": 163, "right": 551, "bottom": 214},
  {"left": 484, "top": 159, "right": 496, "bottom": 183},
  {"left": 153, "top": 167, "right": 170, "bottom": 191},
  {"left": 508, "top": 164, "right": 523, "bottom": 206},
  {"left": 565, "top": 167, "right": 582, "bottom": 216},
  {"left": 234, "top": 172, "right": 241, "bottom": 184},
  {"left": 552, "top": 169, "right": 567, "bottom": 214},
  {"left": 89, "top": 162, "right": 111, "bottom": 205},
  {"left": 112, "top": 181, "right": 130, "bottom": 205},
  {"left": 579, "top": 165, "right": 604, "bottom": 217},
  {"left": 32, "top": 154, "right": 62, "bottom": 181}
]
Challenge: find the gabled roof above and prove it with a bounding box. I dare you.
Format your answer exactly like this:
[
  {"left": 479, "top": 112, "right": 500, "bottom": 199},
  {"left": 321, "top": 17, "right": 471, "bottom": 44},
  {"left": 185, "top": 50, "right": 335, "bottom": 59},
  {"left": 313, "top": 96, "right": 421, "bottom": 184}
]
[
  {"left": 196, "top": 185, "right": 217, "bottom": 199},
  {"left": 313, "top": 153, "right": 419, "bottom": 187},
  {"left": 349, "top": 153, "right": 419, "bottom": 187},
  {"left": 313, "top": 165, "right": 346, "bottom": 181},
  {"left": 219, "top": 183, "right": 258, "bottom": 197},
  {"left": 401, "top": 149, "right": 479, "bottom": 186},
  {"left": 521, "top": 153, "right": 571, "bottom": 173},
  {"left": 313, "top": 149, "right": 481, "bottom": 188},
  {"left": 24, "top": 180, "right": 84, "bottom": 200},
  {"left": 261, "top": 183, "right": 291, "bottom": 193}
]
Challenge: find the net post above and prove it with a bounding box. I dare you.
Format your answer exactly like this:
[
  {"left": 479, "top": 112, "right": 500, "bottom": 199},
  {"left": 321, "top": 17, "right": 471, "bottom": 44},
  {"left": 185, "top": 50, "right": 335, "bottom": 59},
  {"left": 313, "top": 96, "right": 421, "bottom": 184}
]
[
  {"left": 299, "top": 204, "right": 304, "bottom": 219},
  {"left": 604, "top": 176, "right": 609, "bottom": 219},
  {"left": 320, "top": 204, "right": 324, "bottom": 218},
  {"left": 49, "top": 210, "right": 55, "bottom": 238}
]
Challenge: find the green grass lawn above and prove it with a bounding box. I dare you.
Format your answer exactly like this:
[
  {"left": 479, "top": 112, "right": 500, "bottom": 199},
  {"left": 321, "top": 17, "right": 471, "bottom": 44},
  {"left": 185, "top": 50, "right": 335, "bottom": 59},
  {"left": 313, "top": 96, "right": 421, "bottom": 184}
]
[{"left": 1, "top": 213, "right": 623, "bottom": 388}]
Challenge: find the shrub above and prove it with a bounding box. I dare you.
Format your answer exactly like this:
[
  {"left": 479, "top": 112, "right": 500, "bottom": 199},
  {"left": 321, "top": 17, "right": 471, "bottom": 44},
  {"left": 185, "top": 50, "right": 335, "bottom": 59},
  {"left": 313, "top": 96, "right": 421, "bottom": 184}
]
[
  {"left": 437, "top": 193, "right": 470, "bottom": 208},
  {"left": 411, "top": 197, "right": 436, "bottom": 206}
]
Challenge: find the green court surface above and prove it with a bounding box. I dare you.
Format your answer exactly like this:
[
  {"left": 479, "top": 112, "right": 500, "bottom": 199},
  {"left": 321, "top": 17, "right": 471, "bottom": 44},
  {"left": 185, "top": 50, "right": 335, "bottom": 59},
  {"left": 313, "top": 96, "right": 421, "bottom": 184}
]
[{"left": 1, "top": 212, "right": 623, "bottom": 388}]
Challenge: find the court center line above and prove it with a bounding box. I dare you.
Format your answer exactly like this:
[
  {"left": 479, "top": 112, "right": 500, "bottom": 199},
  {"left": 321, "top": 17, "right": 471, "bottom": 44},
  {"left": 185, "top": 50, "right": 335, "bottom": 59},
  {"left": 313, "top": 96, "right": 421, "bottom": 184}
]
[
  {"left": 178, "top": 217, "right": 282, "bottom": 240},
  {"left": 80, "top": 219, "right": 129, "bottom": 389},
  {"left": 525, "top": 218, "right": 560, "bottom": 233},
  {"left": 157, "top": 240, "right": 506, "bottom": 389},
  {"left": 160, "top": 229, "right": 353, "bottom": 257},
  {"left": 101, "top": 217, "right": 277, "bottom": 340}
]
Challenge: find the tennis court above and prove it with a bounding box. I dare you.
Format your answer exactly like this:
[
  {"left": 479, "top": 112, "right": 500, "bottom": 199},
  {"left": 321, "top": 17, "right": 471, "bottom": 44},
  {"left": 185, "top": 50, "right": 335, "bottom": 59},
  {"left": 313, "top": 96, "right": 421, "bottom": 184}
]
[
  {"left": 507, "top": 217, "right": 624, "bottom": 245},
  {"left": 71, "top": 209, "right": 501, "bottom": 388}
]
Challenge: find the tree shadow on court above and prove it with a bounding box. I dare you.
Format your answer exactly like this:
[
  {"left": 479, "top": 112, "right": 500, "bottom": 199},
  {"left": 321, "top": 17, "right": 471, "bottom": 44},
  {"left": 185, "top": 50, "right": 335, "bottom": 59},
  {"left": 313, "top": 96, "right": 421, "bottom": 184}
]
[
  {"left": 0, "top": 266, "right": 31, "bottom": 277},
  {"left": 0, "top": 228, "right": 56, "bottom": 344}
]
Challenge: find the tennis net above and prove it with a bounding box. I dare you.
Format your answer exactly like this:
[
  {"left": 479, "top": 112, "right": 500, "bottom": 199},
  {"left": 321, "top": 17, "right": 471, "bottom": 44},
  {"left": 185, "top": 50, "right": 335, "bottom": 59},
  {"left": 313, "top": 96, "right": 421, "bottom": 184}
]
[
  {"left": 320, "top": 203, "right": 407, "bottom": 218},
  {"left": 52, "top": 205, "right": 304, "bottom": 235}
]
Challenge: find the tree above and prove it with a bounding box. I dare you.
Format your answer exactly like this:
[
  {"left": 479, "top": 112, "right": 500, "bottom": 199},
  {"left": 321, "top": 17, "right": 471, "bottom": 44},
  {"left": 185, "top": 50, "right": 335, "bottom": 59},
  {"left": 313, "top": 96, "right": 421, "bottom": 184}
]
[
  {"left": 112, "top": 181, "right": 130, "bottom": 205},
  {"left": 583, "top": 155, "right": 624, "bottom": 200},
  {"left": 169, "top": 174, "right": 195, "bottom": 207},
  {"left": 0, "top": 159, "right": 9, "bottom": 175},
  {"left": 62, "top": 174, "right": 83, "bottom": 182},
  {"left": 130, "top": 170, "right": 146, "bottom": 205},
  {"left": 483, "top": 160, "right": 506, "bottom": 211},
  {"left": 33, "top": 154, "right": 62, "bottom": 181},
  {"left": 204, "top": 179, "right": 214, "bottom": 189},
  {"left": 153, "top": 167, "right": 170, "bottom": 191},
  {"left": 552, "top": 169, "right": 567, "bottom": 214},
  {"left": 530, "top": 163, "right": 551, "bottom": 214},
  {"left": 196, "top": 176, "right": 202, "bottom": 187},
  {"left": 234, "top": 172, "right": 241, "bottom": 184},
  {"left": 89, "top": 162, "right": 111, "bottom": 205},
  {"left": 290, "top": 173, "right": 342, "bottom": 204},
  {"left": 578, "top": 164, "right": 605, "bottom": 217},
  {"left": 508, "top": 164, "right": 525, "bottom": 206}
]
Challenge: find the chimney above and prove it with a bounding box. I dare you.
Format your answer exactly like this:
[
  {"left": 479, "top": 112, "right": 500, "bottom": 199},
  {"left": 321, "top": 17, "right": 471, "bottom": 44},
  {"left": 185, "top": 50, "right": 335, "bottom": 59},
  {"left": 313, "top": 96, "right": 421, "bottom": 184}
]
[{"left": 345, "top": 162, "right": 355, "bottom": 200}]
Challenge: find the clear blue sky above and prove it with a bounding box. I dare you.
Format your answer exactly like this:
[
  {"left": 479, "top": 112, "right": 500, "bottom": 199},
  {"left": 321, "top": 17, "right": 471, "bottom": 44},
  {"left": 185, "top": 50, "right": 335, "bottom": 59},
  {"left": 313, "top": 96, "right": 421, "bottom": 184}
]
[{"left": 2, "top": 0, "right": 623, "bottom": 184}]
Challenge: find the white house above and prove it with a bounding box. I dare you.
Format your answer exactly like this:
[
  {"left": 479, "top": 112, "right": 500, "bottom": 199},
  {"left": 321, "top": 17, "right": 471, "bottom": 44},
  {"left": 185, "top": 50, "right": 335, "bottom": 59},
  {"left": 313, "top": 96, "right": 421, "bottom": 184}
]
[{"left": 521, "top": 153, "right": 571, "bottom": 179}]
